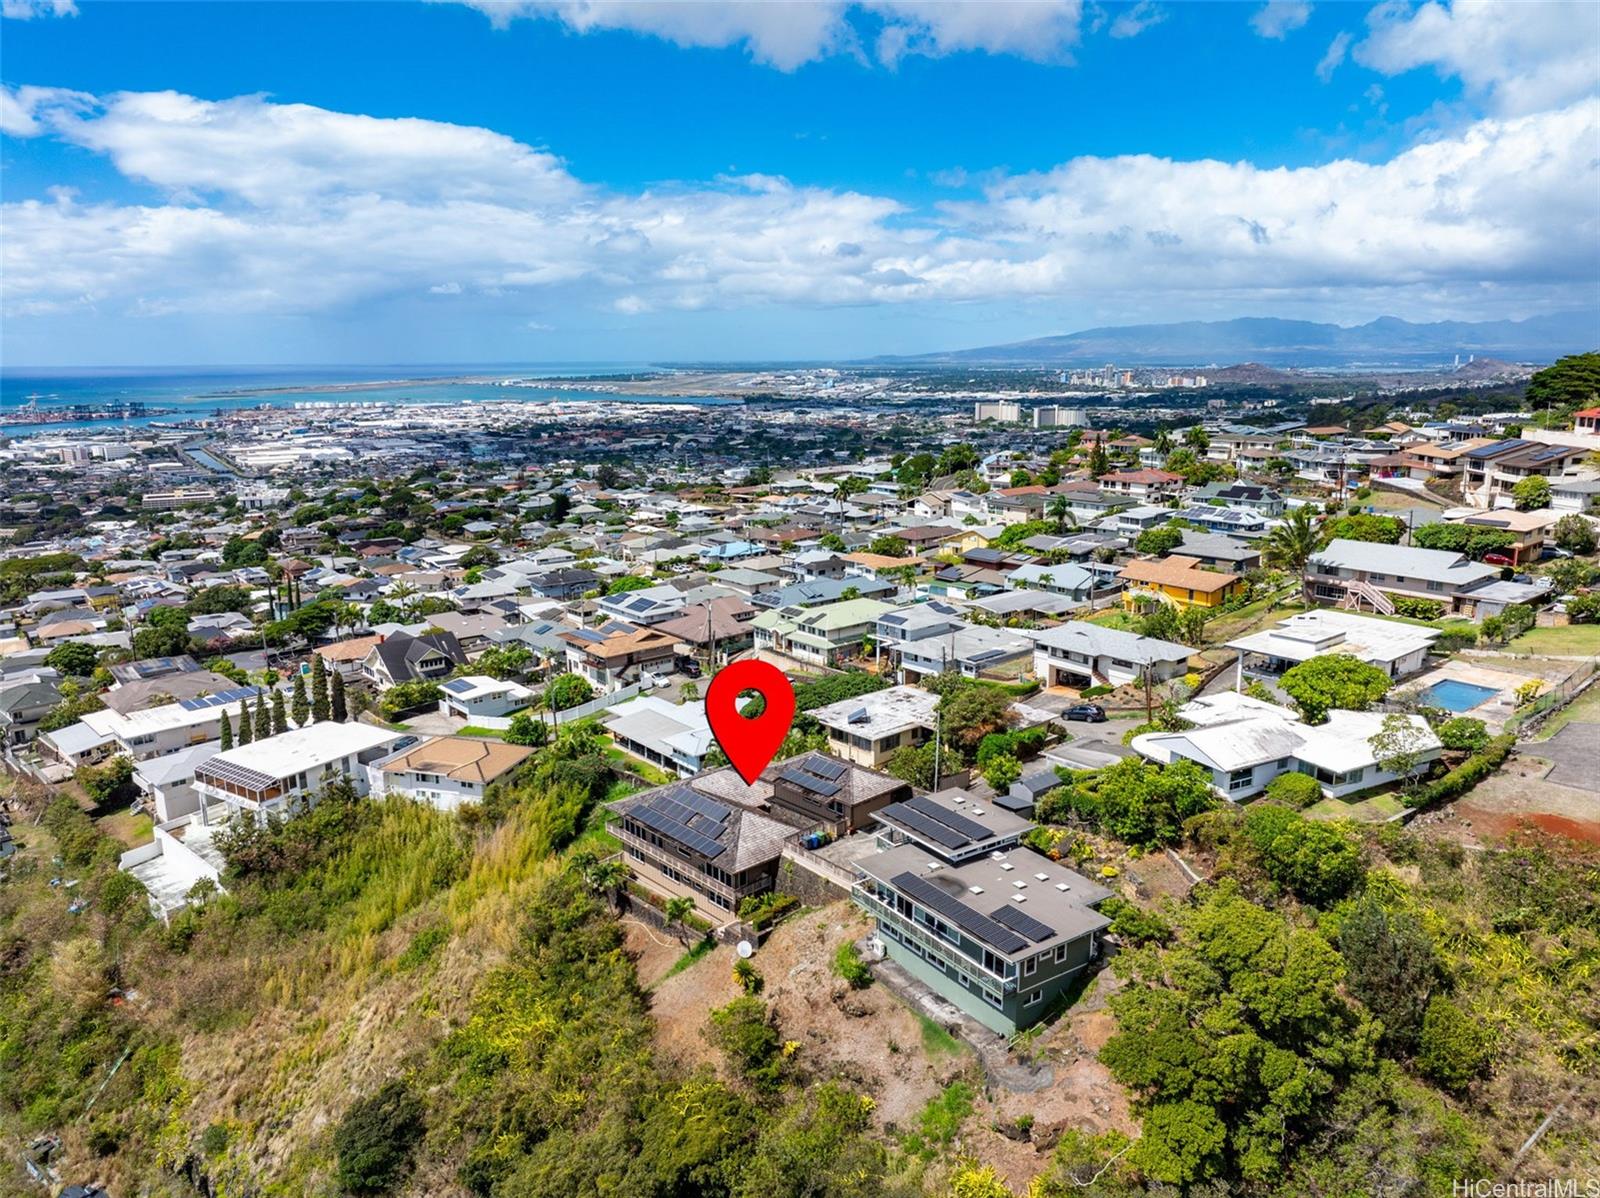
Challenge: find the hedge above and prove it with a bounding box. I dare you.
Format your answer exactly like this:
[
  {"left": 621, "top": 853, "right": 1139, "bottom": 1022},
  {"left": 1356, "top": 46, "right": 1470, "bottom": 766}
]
[{"left": 1404, "top": 734, "right": 1515, "bottom": 809}]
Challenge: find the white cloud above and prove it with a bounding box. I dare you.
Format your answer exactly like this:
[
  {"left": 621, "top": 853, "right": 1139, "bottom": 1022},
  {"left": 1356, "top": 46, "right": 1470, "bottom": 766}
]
[
  {"left": 1316, "top": 30, "right": 1351, "bottom": 81},
  {"left": 441, "top": 0, "right": 1082, "bottom": 69},
  {"left": 1249, "top": 0, "right": 1311, "bottom": 39},
  {"left": 1108, "top": 1, "right": 1165, "bottom": 39},
  {"left": 1354, "top": 0, "right": 1600, "bottom": 115},
  {"left": 2, "top": 0, "right": 76, "bottom": 19},
  {"left": 3, "top": 88, "right": 1595, "bottom": 328}
]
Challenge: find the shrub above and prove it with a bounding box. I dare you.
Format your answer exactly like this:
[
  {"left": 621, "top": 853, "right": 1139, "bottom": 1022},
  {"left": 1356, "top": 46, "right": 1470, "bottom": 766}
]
[
  {"left": 832, "top": 942, "right": 872, "bottom": 989},
  {"left": 981, "top": 752, "right": 1022, "bottom": 791},
  {"left": 333, "top": 1079, "right": 424, "bottom": 1194},
  {"left": 1392, "top": 597, "right": 1444, "bottom": 620},
  {"left": 705, "top": 996, "right": 787, "bottom": 1091},
  {"left": 1080, "top": 684, "right": 1114, "bottom": 699},
  {"left": 1406, "top": 735, "right": 1515, "bottom": 808},
  {"left": 735, "top": 891, "right": 798, "bottom": 929},
  {"left": 1437, "top": 717, "right": 1490, "bottom": 753},
  {"left": 1263, "top": 771, "right": 1323, "bottom": 809},
  {"left": 1418, "top": 997, "right": 1493, "bottom": 1091},
  {"left": 1100, "top": 896, "right": 1173, "bottom": 945},
  {"left": 1432, "top": 627, "right": 1479, "bottom": 654}
]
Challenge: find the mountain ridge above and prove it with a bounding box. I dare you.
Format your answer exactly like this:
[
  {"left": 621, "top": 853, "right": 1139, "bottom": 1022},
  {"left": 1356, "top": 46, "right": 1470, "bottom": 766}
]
[{"left": 876, "top": 311, "right": 1598, "bottom": 367}]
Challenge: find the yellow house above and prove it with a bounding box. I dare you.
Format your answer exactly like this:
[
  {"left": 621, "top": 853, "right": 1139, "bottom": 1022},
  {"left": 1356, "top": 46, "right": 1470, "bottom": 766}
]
[{"left": 1119, "top": 555, "right": 1247, "bottom": 610}]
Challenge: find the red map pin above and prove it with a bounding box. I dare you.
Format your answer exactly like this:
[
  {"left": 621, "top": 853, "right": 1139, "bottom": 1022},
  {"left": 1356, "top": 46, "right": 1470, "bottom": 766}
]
[{"left": 705, "top": 659, "right": 796, "bottom": 785}]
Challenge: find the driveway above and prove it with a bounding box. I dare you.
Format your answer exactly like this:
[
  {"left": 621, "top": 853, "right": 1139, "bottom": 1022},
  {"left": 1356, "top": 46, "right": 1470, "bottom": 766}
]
[{"left": 1520, "top": 721, "right": 1600, "bottom": 793}]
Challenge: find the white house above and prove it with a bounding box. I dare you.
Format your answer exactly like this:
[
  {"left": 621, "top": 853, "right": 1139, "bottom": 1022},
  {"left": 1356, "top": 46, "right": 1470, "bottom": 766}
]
[
  {"left": 437, "top": 675, "right": 535, "bottom": 720},
  {"left": 369, "top": 735, "right": 533, "bottom": 811},
  {"left": 1030, "top": 623, "right": 1191, "bottom": 690},
  {"left": 1227, "top": 610, "right": 1437, "bottom": 684},
  {"left": 78, "top": 686, "right": 265, "bottom": 761},
  {"left": 191, "top": 722, "right": 407, "bottom": 825},
  {"left": 809, "top": 685, "right": 939, "bottom": 769},
  {"left": 1132, "top": 705, "right": 1441, "bottom": 800},
  {"left": 602, "top": 694, "right": 716, "bottom": 776}
]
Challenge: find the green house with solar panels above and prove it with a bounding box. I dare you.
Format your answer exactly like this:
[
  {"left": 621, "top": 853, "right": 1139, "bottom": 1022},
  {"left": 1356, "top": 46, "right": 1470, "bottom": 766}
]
[{"left": 853, "top": 790, "right": 1113, "bottom": 1035}]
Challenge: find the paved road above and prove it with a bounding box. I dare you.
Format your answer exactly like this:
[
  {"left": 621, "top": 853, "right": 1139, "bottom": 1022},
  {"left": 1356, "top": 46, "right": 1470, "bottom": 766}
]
[{"left": 1520, "top": 721, "right": 1600, "bottom": 794}]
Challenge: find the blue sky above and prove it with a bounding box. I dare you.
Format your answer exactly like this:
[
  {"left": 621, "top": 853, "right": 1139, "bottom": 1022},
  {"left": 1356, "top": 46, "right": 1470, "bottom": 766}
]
[{"left": 2, "top": 0, "right": 1597, "bottom": 365}]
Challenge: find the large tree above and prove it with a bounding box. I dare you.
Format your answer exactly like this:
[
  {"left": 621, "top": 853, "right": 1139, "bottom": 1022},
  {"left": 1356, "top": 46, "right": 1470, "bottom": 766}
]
[
  {"left": 1266, "top": 505, "right": 1320, "bottom": 571},
  {"left": 1279, "top": 654, "right": 1391, "bottom": 723}
]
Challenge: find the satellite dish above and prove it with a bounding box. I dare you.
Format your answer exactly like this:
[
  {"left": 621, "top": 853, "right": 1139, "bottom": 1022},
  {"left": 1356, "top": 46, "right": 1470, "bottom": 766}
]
[{"left": 736, "top": 940, "right": 754, "bottom": 959}]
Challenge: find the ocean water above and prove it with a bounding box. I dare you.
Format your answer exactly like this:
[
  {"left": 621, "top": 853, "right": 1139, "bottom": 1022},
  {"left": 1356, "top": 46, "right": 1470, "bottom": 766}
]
[{"left": 0, "top": 363, "right": 732, "bottom": 437}]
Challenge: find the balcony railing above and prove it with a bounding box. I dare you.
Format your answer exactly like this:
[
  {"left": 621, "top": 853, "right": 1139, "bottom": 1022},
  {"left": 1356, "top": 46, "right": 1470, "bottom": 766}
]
[{"left": 852, "top": 883, "right": 1015, "bottom": 994}]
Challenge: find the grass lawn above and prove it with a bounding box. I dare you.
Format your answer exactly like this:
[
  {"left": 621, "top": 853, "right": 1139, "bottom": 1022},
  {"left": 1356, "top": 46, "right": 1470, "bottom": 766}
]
[
  {"left": 95, "top": 809, "right": 153, "bottom": 847},
  {"left": 603, "top": 744, "right": 677, "bottom": 786},
  {"left": 916, "top": 1012, "right": 964, "bottom": 1057},
  {"left": 1506, "top": 625, "right": 1600, "bottom": 657},
  {"left": 1086, "top": 609, "right": 1138, "bottom": 630},
  {"left": 1304, "top": 792, "right": 1406, "bottom": 823},
  {"left": 1363, "top": 488, "right": 1445, "bottom": 512},
  {"left": 457, "top": 724, "right": 506, "bottom": 739},
  {"left": 652, "top": 938, "right": 715, "bottom": 988}
]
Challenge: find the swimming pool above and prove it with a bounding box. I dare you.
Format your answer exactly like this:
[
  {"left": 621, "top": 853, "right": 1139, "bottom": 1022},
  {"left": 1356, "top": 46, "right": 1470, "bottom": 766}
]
[{"left": 1424, "top": 679, "right": 1499, "bottom": 712}]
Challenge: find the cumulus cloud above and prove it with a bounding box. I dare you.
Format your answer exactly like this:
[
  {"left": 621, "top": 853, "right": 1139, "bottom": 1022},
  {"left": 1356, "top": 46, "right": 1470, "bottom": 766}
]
[
  {"left": 2, "top": 87, "right": 1595, "bottom": 326},
  {"left": 441, "top": 0, "right": 1083, "bottom": 68},
  {"left": 1249, "top": 0, "right": 1311, "bottom": 39},
  {"left": 1354, "top": 0, "right": 1600, "bottom": 116},
  {"left": 2, "top": 0, "right": 76, "bottom": 19}
]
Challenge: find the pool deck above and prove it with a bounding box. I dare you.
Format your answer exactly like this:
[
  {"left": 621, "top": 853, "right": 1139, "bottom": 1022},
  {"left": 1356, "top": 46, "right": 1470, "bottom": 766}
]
[{"left": 1405, "top": 660, "right": 1540, "bottom": 731}]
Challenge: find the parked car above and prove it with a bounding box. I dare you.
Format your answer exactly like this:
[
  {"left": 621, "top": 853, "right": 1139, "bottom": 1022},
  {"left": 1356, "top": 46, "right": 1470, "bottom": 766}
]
[
  {"left": 679, "top": 657, "right": 703, "bottom": 678},
  {"left": 1482, "top": 552, "right": 1514, "bottom": 567},
  {"left": 1064, "top": 703, "right": 1107, "bottom": 723}
]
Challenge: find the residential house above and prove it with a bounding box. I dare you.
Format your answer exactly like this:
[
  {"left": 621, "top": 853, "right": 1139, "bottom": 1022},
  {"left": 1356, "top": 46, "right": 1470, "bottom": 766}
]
[
  {"left": 1177, "top": 532, "right": 1262, "bottom": 575},
  {"left": 78, "top": 687, "right": 266, "bottom": 760},
  {"left": 751, "top": 597, "right": 894, "bottom": 667},
  {"left": 613, "top": 778, "right": 792, "bottom": 915},
  {"left": 1227, "top": 610, "right": 1437, "bottom": 684},
  {"left": 1119, "top": 555, "right": 1248, "bottom": 610},
  {"left": 369, "top": 735, "right": 533, "bottom": 811},
  {"left": 1031, "top": 623, "right": 1191, "bottom": 690},
  {"left": 809, "top": 684, "right": 940, "bottom": 769},
  {"left": 763, "top": 751, "right": 909, "bottom": 836},
  {"left": 361, "top": 631, "right": 468, "bottom": 690},
  {"left": 191, "top": 722, "right": 407, "bottom": 824},
  {"left": 559, "top": 623, "right": 679, "bottom": 692},
  {"left": 1096, "top": 469, "right": 1184, "bottom": 503},
  {"left": 896, "top": 626, "right": 1034, "bottom": 683},
  {"left": 654, "top": 597, "right": 759, "bottom": 664},
  {"left": 1004, "top": 563, "right": 1099, "bottom": 603},
  {"left": 1305, "top": 539, "right": 1500, "bottom": 616},
  {"left": 1133, "top": 705, "right": 1441, "bottom": 801},
  {"left": 854, "top": 790, "right": 1112, "bottom": 1034},
  {"left": 1461, "top": 439, "right": 1589, "bottom": 510},
  {"left": 597, "top": 584, "right": 688, "bottom": 626},
  {"left": 603, "top": 694, "right": 715, "bottom": 776},
  {"left": 438, "top": 675, "right": 535, "bottom": 720}
]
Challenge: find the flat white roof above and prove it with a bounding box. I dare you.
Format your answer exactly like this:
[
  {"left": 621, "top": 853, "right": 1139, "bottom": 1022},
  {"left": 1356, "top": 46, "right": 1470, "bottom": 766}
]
[
  {"left": 200, "top": 722, "right": 403, "bottom": 784},
  {"left": 1227, "top": 610, "right": 1436, "bottom": 667},
  {"left": 810, "top": 684, "right": 939, "bottom": 737}
]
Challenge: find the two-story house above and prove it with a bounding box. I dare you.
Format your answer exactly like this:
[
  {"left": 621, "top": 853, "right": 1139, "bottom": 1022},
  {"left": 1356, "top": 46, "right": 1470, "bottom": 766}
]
[
  {"left": 1031, "top": 623, "right": 1191, "bottom": 691},
  {"left": 361, "top": 631, "right": 468, "bottom": 690},
  {"left": 854, "top": 790, "right": 1112, "bottom": 1035},
  {"left": 369, "top": 735, "right": 533, "bottom": 811}
]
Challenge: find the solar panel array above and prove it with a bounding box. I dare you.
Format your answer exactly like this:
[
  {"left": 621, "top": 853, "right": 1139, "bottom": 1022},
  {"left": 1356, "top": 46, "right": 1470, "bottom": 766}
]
[
  {"left": 990, "top": 904, "right": 1056, "bottom": 943},
  {"left": 778, "top": 768, "right": 840, "bottom": 798},
  {"left": 905, "top": 795, "right": 993, "bottom": 842},
  {"left": 196, "top": 755, "right": 279, "bottom": 792},
  {"left": 879, "top": 802, "right": 967, "bottom": 850},
  {"left": 805, "top": 756, "right": 847, "bottom": 781},
  {"left": 440, "top": 678, "right": 476, "bottom": 695},
  {"left": 891, "top": 872, "right": 1028, "bottom": 954},
  {"left": 630, "top": 799, "right": 727, "bottom": 860},
  {"left": 178, "top": 686, "right": 262, "bottom": 712}
]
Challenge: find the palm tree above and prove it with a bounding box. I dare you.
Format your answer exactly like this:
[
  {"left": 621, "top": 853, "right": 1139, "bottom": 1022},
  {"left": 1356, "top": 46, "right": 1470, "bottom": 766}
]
[
  {"left": 388, "top": 580, "right": 418, "bottom": 621},
  {"left": 1265, "top": 505, "right": 1320, "bottom": 572},
  {"left": 1046, "top": 495, "right": 1077, "bottom": 534},
  {"left": 664, "top": 896, "right": 694, "bottom": 936}
]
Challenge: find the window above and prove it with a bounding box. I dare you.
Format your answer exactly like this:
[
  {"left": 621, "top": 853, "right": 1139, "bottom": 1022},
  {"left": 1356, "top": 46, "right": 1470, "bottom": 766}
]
[
  {"left": 1228, "top": 768, "right": 1255, "bottom": 792},
  {"left": 1025, "top": 989, "right": 1043, "bottom": 1006},
  {"left": 1054, "top": 944, "right": 1068, "bottom": 964},
  {"left": 1023, "top": 956, "right": 1037, "bottom": 977},
  {"left": 983, "top": 989, "right": 1003, "bottom": 1010}
]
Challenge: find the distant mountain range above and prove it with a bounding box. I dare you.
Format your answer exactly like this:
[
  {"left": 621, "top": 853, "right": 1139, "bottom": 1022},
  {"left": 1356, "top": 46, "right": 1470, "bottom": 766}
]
[{"left": 880, "top": 311, "right": 1598, "bottom": 368}]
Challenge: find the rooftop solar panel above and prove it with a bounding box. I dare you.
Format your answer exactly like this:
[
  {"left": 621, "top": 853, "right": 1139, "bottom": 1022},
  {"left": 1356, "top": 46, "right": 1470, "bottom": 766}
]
[
  {"left": 629, "top": 802, "right": 727, "bottom": 860},
  {"left": 677, "top": 789, "right": 731, "bottom": 823},
  {"left": 990, "top": 904, "right": 1056, "bottom": 942},
  {"left": 904, "top": 795, "right": 993, "bottom": 842},
  {"left": 879, "top": 802, "right": 969, "bottom": 850},
  {"left": 440, "top": 678, "right": 475, "bottom": 695},
  {"left": 778, "top": 768, "right": 841, "bottom": 798},
  {"left": 891, "top": 872, "right": 1028, "bottom": 955},
  {"left": 805, "top": 757, "right": 848, "bottom": 781}
]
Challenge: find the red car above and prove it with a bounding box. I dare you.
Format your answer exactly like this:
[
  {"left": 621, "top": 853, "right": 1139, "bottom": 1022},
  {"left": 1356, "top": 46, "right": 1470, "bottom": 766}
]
[{"left": 1482, "top": 552, "right": 1515, "bottom": 567}]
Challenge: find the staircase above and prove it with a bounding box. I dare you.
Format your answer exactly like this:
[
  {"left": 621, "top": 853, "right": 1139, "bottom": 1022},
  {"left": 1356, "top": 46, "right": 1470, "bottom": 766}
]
[{"left": 1338, "top": 579, "right": 1395, "bottom": 615}]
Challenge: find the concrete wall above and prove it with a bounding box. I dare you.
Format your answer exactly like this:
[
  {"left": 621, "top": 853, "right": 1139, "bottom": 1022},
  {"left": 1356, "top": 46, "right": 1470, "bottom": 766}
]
[{"left": 774, "top": 849, "right": 850, "bottom": 906}]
